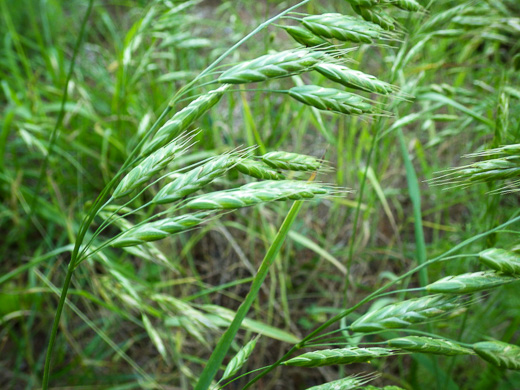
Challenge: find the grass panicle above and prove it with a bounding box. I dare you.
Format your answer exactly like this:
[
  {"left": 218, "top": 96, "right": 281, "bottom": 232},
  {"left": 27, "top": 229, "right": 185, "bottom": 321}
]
[
  {"left": 305, "top": 373, "right": 377, "bottom": 390},
  {"left": 220, "top": 337, "right": 259, "bottom": 381},
  {"left": 479, "top": 248, "right": 520, "bottom": 275},
  {"left": 473, "top": 341, "right": 520, "bottom": 370},
  {"left": 350, "top": 294, "right": 464, "bottom": 332},
  {"left": 351, "top": 5, "right": 397, "bottom": 31},
  {"left": 388, "top": 336, "right": 474, "bottom": 356},
  {"left": 142, "top": 85, "right": 229, "bottom": 156},
  {"left": 425, "top": 271, "right": 518, "bottom": 294},
  {"left": 279, "top": 25, "right": 331, "bottom": 47},
  {"left": 282, "top": 347, "right": 396, "bottom": 367},
  {"left": 392, "top": 0, "right": 424, "bottom": 12}
]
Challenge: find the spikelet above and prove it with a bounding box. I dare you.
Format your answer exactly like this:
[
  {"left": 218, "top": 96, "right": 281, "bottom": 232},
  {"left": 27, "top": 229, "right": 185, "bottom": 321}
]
[
  {"left": 282, "top": 347, "right": 395, "bottom": 367},
  {"left": 288, "top": 85, "right": 376, "bottom": 115},
  {"left": 473, "top": 341, "right": 520, "bottom": 370},
  {"left": 305, "top": 373, "right": 377, "bottom": 390},
  {"left": 218, "top": 49, "right": 326, "bottom": 84},
  {"left": 391, "top": 0, "right": 424, "bottom": 12},
  {"left": 111, "top": 212, "right": 213, "bottom": 247},
  {"left": 234, "top": 158, "right": 285, "bottom": 180},
  {"left": 350, "top": 294, "right": 463, "bottom": 332},
  {"left": 279, "top": 25, "right": 330, "bottom": 48},
  {"left": 261, "top": 151, "right": 323, "bottom": 171},
  {"left": 388, "top": 336, "right": 474, "bottom": 356},
  {"left": 186, "top": 180, "right": 333, "bottom": 210},
  {"left": 315, "top": 63, "right": 396, "bottom": 94},
  {"left": 352, "top": 6, "right": 396, "bottom": 31},
  {"left": 113, "top": 134, "right": 192, "bottom": 199},
  {"left": 425, "top": 271, "right": 518, "bottom": 294},
  {"left": 301, "top": 13, "right": 395, "bottom": 44},
  {"left": 221, "top": 338, "right": 259, "bottom": 381},
  {"left": 344, "top": 0, "right": 382, "bottom": 7},
  {"left": 142, "top": 85, "right": 229, "bottom": 156},
  {"left": 153, "top": 155, "right": 237, "bottom": 204},
  {"left": 479, "top": 248, "right": 520, "bottom": 275}
]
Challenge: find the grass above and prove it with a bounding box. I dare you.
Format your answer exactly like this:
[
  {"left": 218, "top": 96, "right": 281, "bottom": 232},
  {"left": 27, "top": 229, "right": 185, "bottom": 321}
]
[{"left": 2, "top": 0, "right": 520, "bottom": 389}]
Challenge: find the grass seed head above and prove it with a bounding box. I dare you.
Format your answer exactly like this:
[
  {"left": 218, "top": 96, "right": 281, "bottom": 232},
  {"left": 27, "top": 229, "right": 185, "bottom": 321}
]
[
  {"left": 235, "top": 158, "right": 286, "bottom": 180},
  {"left": 261, "top": 151, "right": 323, "bottom": 171},
  {"left": 315, "top": 63, "right": 396, "bottom": 94},
  {"left": 352, "top": 6, "right": 396, "bottom": 31},
  {"left": 111, "top": 212, "right": 213, "bottom": 247},
  {"left": 288, "top": 85, "right": 377, "bottom": 115},
  {"left": 153, "top": 154, "right": 237, "bottom": 204},
  {"left": 221, "top": 338, "right": 259, "bottom": 381},
  {"left": 113, "top": 134, "right": 193, "bottom": 199},
  {"left": 473, "top": 341, "right": 520, "bottom": 370},
  {"left": 279, "top": 25, "right": 331, "bottom": 47},
  {"left": 425, "top": 271, "right": 518, "bottom": 294},
  {"left": 218, "top": 49, "right": 326, "bottom": 84},
  {"left": 141, "top": 85, "right": 228, "bottom": 156},
  {"left": 351, "top": 294, "right": 464, "bottom": 332},
  {"left": 305, "top": 373, "right": 377, "bottom": 390},
  {"left": 391, "top": 0, "right": 424, "bottom": 12},
  {"left": 388, "top": 336, "right": 474, "bottom": 356},
  {"left": 186, "top": 180, "right": 334, "bottom": 210},
  {"left": 282, "top": 347, "right": 395, "bottom": 367},
  {"left": 479, "top": 248, "right": 520, "bottom": 275}
]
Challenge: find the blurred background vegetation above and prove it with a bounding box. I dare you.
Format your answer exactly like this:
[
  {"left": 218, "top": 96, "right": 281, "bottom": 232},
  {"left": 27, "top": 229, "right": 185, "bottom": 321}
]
[{"left": 1, "top": 0, "right": 520, "bottom": 389}]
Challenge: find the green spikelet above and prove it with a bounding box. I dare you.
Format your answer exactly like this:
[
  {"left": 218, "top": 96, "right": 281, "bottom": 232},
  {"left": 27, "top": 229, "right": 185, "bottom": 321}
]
[
  {"left": 234, "top": 158, "right": 285, "bottom": 180},
  {"left": 392, "top": 0, "right": 424, "bottom": 12},
  {"left": 111, "top": 212, "right": 213, "bottom": 247},
  {"left": 186, "top": 180, "right": 332, "bottom": 210},
  {"left": 279, "top": 25, "right": 331, "bottom": 48},
  {"left": 261, "top": 151, "right": 323, "bottom": 171},
  {"left": 344, "top": 0, "right": 381, "bottom": 7},
  {"left": 425, "top": 271, "right": 518, "bottom": 294},
  {"left": 351, "top": 294, "right": 463, "bottom": 332},
  {"left": 282, "top": 347, "right": 395, "bottom": 367},
  {"left": 113, "top": 135, "right": 192, "bottom": 199},
  {"left": 288, "top": 85, "right": 376, "bottom": 115},
  {"left": 301, "top": 13, "right": 394, "bottom": 44},
  {"left": 142, "top": 85, "right": 229, "bottom": 156},
  {"left": 221, "top": 338, "right": 259, "bottom": 381},
  {"left": 473, "top": 341, "right": 520, "bottom": 370},
  {"left": 352, "top": 6, "right": 396, "bottom": 31},
  {"left": 153, "top": 155, "right": 237, "bottom": 204},
  {"left": 305, "top": 373, "right": 375, "bottom": 390},
  {"left": 388, "top": 336, "right": 474, "bottom": 356},
  {"left": 479, "top": 248, "right": 520, "bottom": 275},
  {"left": 218, "top": 49, "right": 326, "bottom": 84},
  {"left": 315, "top": 63, "right": 396, "bottom": 94}
]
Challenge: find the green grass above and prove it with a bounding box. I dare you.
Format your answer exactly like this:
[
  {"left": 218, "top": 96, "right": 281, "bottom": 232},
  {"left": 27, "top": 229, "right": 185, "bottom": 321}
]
[{"left": 2, "top": 1, "right": 520, "bottom": 389}]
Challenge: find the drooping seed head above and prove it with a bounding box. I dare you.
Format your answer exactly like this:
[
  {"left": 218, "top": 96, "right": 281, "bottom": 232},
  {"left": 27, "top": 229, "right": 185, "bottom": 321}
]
[
  {"left": 388, "top": 336, "right": 474, "bottom": 356},
  {"left": 153, "top": 154, "right": 237, "bottom": 204},
  {"left": 113, "top": 134, "right": 193, "bottom": 199},
  {"left": 261, "top": 151, "right": 323, "bottom": 171},
  {"left": 288, "top": 85, "right": 376, "bottom": 115},
  {"left": 234, "top": 158, "right": 286, "bottom": 180},
  {"left": 218, "top": 49, "right": 327, "bottom": 84},
  {"left": 352, "top": 6, "right": 396, "bottom": 31},
  {"left": 391, "top": 0, "right": 424, "bottom": 12},
  {"left": 282, "top": 347, "right": 395, "bottom": 367},
  {"left": 473, "top": 341, "right": 520, "bottom": 370},
  {"left": 315, "top": 63, "right": 396, "bottom": 94},
  {"left": 425, "top": 271, "right": 518, "bottom": 294},
  {"left": 111, "top": 212, "right": 213, "bottom": 247},
  {"left": 141, "top": 85, "right": 229, "bottom": 156},
  {"left": 279, "top": 25, "right": 331, "bottom": 48},
  {"left": 479, "top": 248, "right": 520, "bottom": 275},
  {"left": 186, "top": 180, "right": 334, "bottom": 210},
  {"left": 351, "top": 294, "right": 464, "bottom": 332}
]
